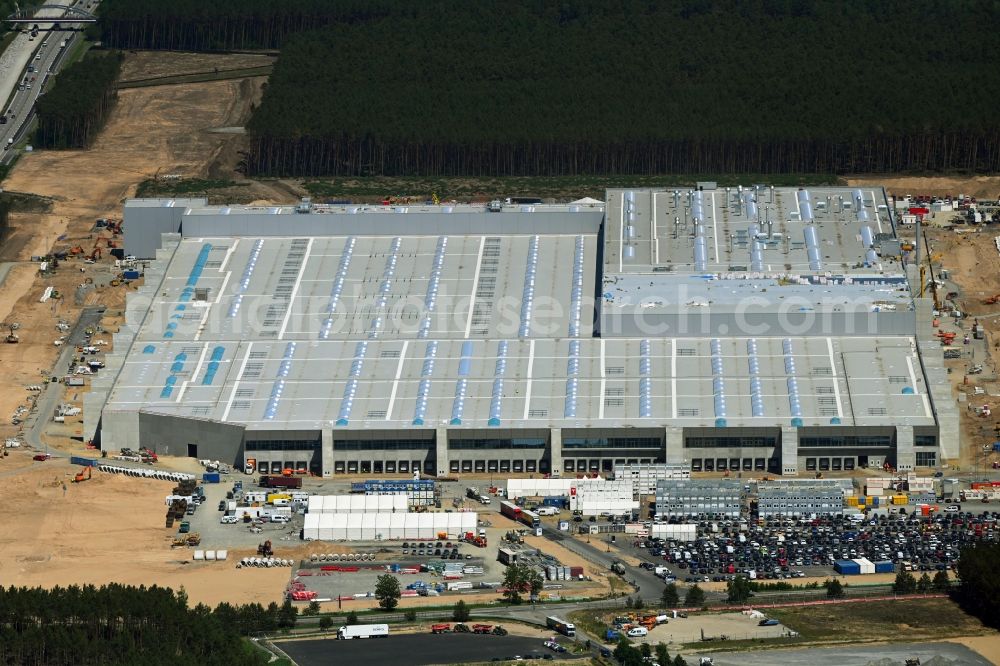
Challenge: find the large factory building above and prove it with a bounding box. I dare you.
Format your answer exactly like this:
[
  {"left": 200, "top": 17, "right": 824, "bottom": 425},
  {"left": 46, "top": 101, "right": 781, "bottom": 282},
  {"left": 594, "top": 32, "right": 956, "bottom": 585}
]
[{"left": 86, "top": 185, "right": 956, "bottom": 477}]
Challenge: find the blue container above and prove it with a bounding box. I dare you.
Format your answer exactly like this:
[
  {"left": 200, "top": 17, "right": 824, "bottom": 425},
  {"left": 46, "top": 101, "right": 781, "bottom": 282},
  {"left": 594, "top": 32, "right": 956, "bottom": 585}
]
[
  {"left": 993, "top": 442, "right": 1000, "bottom": 453},
  {"left": 70, "top": 456, "right": 98, "bottom": 467},
  {"left": 834, "top": 559, "right": 861, "bottom": 575},
  {"left": 874, "top": 561, "right": 894, "bottom": 574},
  {"left": 202, "top": 472, "right": 221, "bottom": 483},
  {"left": 123, "top": 270, "right": 141, "bottom": 280}
]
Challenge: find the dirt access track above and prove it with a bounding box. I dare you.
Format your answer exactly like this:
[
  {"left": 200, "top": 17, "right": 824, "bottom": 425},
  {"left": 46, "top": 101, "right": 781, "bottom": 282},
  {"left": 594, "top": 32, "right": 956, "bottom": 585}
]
[{"left": 0, "top": 52, "right": 267, "bottom": 444}]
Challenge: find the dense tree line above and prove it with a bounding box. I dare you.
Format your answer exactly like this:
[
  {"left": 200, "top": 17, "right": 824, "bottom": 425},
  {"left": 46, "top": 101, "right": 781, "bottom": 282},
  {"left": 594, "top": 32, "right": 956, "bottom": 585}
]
[
  {"left": 0, "top": 584, "right": 279, "bottom": 665},
  {"left": 955, "top": 542, "right": 1000, "bottom": 628},
  {"left": 238, "top": 0, "right": 1000, "bottom": 177},
  {"left": 35, "top": 52, "right": 123, "bottom": 149},
  {"left": 98, "top": 0, "right": 389, "bottom": 51}
]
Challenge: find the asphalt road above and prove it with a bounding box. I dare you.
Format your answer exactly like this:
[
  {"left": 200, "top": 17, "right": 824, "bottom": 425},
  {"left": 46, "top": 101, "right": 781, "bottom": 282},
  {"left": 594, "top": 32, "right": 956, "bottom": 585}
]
[
  {"left": 23, "top": 305, "right": 105, "bottom": 449},
  {"left": 703, "top": 641, "right": 991, "bottom": 666},
  {"left": 540, "top": 522, "right": 666, "bottom": 597},
  {"left": 280, "top": 633, "right": 574, "bottom": 666},
  {"left": 0, "top": 0, "right": 100, "bottom": 165}
]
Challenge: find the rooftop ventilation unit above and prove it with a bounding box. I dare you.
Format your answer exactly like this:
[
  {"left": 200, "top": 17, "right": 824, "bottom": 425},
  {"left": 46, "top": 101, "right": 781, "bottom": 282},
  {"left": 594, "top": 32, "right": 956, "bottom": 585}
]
[
  {"left": 320, "top": 237, "right": 356, "bottom": 339},
  {"left": 450, "top": 341, "right": 473, "bottom": 425},
  {"left": 419, "top": 236, "right": 448, "bottom": 339},
  {"left": 488, "top": 340, "right": 508, "bottom": 426},
  {"left": 639, "top": 339, "right": 652, "bottom": 418},
  {"left": 564, "top": 339, "right": 581, "bottom": 418},
  {"left": 335, "top": 341, "right": 368, "bottom": 425},
  {"left": 518, "top": 236, "right": 540, "bottom": 338},
  {"left": 413, "top": 341, "right": 437, "bottom": 426},
  {"left": 711, "top": 339, "right": 726, "bottom": 423},
  {"left": 568, "top": 236, "right": 586, "bottom": 337}
]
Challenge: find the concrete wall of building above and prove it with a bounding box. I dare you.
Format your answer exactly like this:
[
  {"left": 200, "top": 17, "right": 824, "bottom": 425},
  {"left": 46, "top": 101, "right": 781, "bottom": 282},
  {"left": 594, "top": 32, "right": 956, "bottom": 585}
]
[
  {"left": 124, "top": 199, "right": 206, "bottom": 259},
  {"left": 100, "top": 409, "right": 140, "bottom": 452},
  {"left": 110, "top": 416, "right": 942, "bottom": 477},
  {"left": 182, "top": 210, "right": 604, "bottom": 239},
  {"left": 136, "top": 411, "right": 245, "bottom": 463}
]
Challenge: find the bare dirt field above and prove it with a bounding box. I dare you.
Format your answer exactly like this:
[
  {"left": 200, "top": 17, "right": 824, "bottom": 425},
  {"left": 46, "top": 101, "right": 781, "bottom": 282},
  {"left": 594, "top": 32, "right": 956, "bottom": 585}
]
[
  {"left": 118, "top": 51, "right": 275, "bottom": 81},
  {"left": 848, "top": 174, "right": 1000, "bottom": 201},
  {"left": 0, "top": 52, "right": 266, "bottom": 443},
  {"left": 947, "top": 635, "right": 1000, "bottom": 664},
  {"left": 0, "top": 452, "right": 290, "bottom": 607},
  {"left": 907, "top": 223, "right": 1000, "bottom": 468}
]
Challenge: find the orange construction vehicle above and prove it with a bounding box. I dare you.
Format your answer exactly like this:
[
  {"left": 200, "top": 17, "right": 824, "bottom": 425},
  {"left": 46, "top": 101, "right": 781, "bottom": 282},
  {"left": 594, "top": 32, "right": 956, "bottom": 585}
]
[
  {"left": 935, "top": 330, "right": 956, "bottom": 344},
  {"left": 73, "top": 467, "right": 92, "bottom": 483},
  {"left": 983, "top": 294, "right": 1000, "bottom": 305},
  {"left": 430, "top": 624, "right": 451, "bottom": 634},
  {"left": 69, "top": 246, "right": 84, "bottom": 256}
]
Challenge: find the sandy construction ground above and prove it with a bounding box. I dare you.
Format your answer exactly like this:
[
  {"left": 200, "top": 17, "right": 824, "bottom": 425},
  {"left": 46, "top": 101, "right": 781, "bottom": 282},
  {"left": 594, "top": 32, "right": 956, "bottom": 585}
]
[
  {"left": 947, "top": 635, "right": 1000, "bottom": 665},
  {"left": 118, "top": 51, "right": 274, "bottom": 81},
  {"left": 0, "top": 452, "right": 290, "bottom": 607},
  {"left": 0, "top": 53, "right": 265, "bottom": 442},
  {"left": 848, "top": 174, "right": 1000, "bottom": 200}
]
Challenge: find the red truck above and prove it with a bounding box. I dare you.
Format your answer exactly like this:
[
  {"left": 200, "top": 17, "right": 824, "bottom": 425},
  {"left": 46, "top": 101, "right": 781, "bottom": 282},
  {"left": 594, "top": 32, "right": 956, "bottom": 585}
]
[
  {"left": 431, "top": 624, "right": 451, "bottom": 634},
  {"left": 260, "top": 475, "right": 302, "bottom": 489}
]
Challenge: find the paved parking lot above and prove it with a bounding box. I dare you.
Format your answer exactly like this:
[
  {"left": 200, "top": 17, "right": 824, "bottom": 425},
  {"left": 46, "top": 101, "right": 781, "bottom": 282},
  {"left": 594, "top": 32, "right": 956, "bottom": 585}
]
[
  {"left": 617, "top": 511, "right": 1000, "bottom": 585},
  {"left": 701, "top": 641, "right": 991, "bottom": 666},
  {"left": 180, "top": 478, "right": 302, "bottom": 552},
  {"left": 280, "top": 633, "right": 575, "bottom": 666}
]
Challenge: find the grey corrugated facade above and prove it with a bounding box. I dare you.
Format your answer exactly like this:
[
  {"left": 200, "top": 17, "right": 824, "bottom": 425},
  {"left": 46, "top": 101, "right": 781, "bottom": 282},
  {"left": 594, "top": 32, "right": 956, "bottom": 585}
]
[{"left": 123, "top": 198, "right": 207, "bottom": 259}]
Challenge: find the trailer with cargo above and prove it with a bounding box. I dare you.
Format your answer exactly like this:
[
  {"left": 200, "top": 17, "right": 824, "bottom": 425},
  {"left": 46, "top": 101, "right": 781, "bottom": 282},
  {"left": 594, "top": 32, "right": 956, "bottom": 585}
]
[
  {"left": 338, "top": 624, "right": 389, "bottom": 640},
  {"left": 500, "top": 500, "right": 522, "bottom": 522},
  {"left": 546, "top": 616, "right": 576, "bottom": 637},
  {"left": 260, "top": 475, "right": 302, "bottom": 489}
]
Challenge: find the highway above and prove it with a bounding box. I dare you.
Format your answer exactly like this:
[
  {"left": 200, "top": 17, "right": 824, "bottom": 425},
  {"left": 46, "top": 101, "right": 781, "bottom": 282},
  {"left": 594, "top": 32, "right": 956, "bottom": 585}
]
[{"left": 0, "top": 1, "right": 100, "bottom": 165}]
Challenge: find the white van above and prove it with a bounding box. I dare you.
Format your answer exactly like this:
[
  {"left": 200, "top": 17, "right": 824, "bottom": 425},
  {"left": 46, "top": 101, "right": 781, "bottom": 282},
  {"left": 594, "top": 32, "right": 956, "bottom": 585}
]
[{"left": 627, "top": 627, "right": 648, "bottom": 637}]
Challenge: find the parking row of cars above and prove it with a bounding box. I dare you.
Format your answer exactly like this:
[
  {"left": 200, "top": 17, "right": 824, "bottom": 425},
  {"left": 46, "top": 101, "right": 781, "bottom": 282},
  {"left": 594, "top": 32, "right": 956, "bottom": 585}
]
[{"left": 631, "top": 511, "right": 1000, "bottom": 581}]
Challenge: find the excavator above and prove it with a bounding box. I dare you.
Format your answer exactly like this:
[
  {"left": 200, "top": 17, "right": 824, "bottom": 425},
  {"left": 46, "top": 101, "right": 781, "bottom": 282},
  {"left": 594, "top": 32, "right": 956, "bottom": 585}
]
[{"left": 73, "top": 467, "right": 92, "bottom": 483}]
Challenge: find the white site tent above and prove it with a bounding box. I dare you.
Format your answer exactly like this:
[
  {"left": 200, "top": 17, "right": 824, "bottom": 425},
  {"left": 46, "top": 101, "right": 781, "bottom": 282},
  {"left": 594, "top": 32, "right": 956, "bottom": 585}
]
[
  {"left": 307, "top": 494, "right": 408, "bottom": 513},
  {"left": 303, "top": 512, "right": 477, "bottom": 541}
]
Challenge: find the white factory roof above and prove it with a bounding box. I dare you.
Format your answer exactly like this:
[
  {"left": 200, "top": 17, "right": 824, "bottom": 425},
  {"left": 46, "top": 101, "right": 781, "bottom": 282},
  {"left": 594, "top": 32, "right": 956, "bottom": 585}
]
[
  {"left": 603, "top": 187, "right": 911, "bottom": 314},
  {"left": 103, "top": 188, "right": 935, "bottom": 433}
]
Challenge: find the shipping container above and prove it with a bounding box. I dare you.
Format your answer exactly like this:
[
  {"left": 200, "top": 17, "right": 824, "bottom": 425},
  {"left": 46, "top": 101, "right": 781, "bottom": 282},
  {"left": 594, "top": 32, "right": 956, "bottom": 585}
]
[
  {"left": 874, "top": 560, "right": 894, "bottom": 574},
  {"left": 260, "top": 475, "right": 302, "bottom": 489},
  {"left": 834, "top": 559, "right": 861, "bottom": 575},
  {"left": 70, "top": 456, "right": 98, "bottom": 467},
  {"left": 123, "top": 270, "right": 141, "bottom": 280},
  {"left": 202, "top": 472, "right": 221, "bottom": 483}
]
